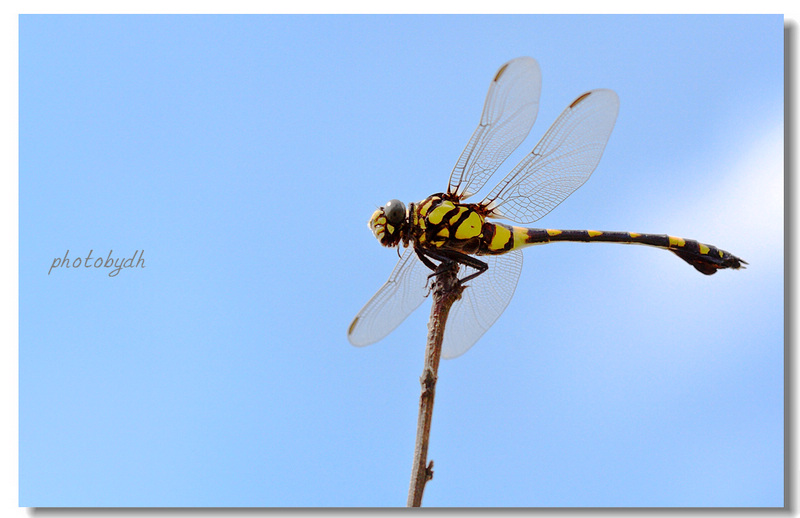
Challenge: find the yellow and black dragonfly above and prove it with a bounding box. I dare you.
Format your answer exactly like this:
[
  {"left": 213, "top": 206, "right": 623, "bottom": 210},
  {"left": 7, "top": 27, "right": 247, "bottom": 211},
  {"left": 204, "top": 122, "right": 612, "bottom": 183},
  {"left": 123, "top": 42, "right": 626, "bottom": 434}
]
[{"left": 348, "top": 57, "right": 745, "bottom": 359}]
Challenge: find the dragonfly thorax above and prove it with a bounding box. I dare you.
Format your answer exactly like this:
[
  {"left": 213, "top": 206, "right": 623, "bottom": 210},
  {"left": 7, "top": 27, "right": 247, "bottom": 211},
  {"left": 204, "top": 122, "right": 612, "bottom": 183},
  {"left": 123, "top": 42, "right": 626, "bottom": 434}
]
[
  {"left": 349, "top": 57, "right": 744, "bottom": 361},
  {"left": 369, "top": 199, "right": 409, "bottom": 248}
]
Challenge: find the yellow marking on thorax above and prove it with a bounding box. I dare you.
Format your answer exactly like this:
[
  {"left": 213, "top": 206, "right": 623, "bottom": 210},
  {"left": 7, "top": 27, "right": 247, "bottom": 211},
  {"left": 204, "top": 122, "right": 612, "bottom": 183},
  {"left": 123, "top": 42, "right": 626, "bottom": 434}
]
[
  {"left": 411, "top": 209, "right": 426, "bottom": 233},
  {"left": 629, "top": 232, "right": 641, "bottom": 238},
  {"left": 427, "top": 201, "right": 456, "bottom": 225},
  {"left": 668, "top": 236, "right": 686, "bottom": 247},
  {"left": 454, "top": 211, "right": 484, "bottom": 240},
  {"left": 448, "top": 206, "right": 469, "bottom": 225},
  {"left": 418, "top": 198, "right": 436, "bottom": 217},
  {"left": 487, "top": 224, "right": 512, "bottom": 251},
  {"left": 699, "top": 243, "right": 710, "bottom": 255},
  {"left": 587, "top": 230, "right": 603, "bottom": 237},
  {"left": 546, "top": 229, "right": 562, "bottom": 236}
]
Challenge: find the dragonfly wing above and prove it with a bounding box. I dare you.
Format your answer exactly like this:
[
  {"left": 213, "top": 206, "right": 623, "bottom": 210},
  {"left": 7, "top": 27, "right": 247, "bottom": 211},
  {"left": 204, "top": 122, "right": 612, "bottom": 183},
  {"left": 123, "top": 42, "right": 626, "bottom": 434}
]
[
  {"left": 441, "top": 250, "right": 524, "bottom": 359},
  {"left": 447, "top": 57, "right": 542, "bottom": 200},
  {"left": 482, "top": 89, "right": 620, "bottom": 224},
  {"left": 348, "top": 246, "right": 431, "bottom": 347}
]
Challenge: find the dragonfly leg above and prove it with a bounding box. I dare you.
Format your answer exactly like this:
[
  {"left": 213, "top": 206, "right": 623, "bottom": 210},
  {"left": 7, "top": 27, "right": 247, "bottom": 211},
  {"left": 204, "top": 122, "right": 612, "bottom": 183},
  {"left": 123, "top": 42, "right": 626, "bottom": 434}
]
[
  {"left": 414, "top": 246, "right": 441, "bottom": 271},
  {"left": 414, "top": 246, "right": 489, "bottom": 284}
]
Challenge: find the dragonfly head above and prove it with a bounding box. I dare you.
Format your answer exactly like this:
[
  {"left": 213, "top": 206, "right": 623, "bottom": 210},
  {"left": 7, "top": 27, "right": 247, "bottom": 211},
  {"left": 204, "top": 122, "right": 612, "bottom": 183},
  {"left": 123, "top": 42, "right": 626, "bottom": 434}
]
[{"left": 369, "top": 199, "right": 407, "bottom": 247}]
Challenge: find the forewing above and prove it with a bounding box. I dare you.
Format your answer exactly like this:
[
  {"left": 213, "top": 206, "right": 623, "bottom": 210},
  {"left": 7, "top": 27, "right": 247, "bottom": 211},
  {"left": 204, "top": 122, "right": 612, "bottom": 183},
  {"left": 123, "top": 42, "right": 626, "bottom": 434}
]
[
  {"left": 447, "top": 57, "right": 542, "bottom": 200},
  {"left": 347, "top": 247, "right": 431, "bottom": 347},
  {"left": 441, "top": 250, "right": 524, "bottom": 359},
  {"left": 482, "top": 89, "right": 620, "bottom": 224}
]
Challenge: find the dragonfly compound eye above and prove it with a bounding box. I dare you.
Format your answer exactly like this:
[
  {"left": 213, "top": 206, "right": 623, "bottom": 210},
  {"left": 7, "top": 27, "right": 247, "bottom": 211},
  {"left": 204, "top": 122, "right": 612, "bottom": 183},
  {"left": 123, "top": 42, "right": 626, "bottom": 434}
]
[
  {"left": 368, "top": 200, "right": 405, "bottom": 248},
  {"left": 349, "top": 57, "right": 744, "bottom": 361},
  {"left": 384, "top": 199, "right": 406, "bottom": 224}
]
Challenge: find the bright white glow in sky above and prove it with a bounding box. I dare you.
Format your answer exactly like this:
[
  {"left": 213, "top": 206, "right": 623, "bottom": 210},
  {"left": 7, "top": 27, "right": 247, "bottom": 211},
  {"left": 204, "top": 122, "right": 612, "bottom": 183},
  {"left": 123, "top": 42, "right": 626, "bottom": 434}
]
[{"left": 18, "top": 14, "right": 783, "bottom": 507}]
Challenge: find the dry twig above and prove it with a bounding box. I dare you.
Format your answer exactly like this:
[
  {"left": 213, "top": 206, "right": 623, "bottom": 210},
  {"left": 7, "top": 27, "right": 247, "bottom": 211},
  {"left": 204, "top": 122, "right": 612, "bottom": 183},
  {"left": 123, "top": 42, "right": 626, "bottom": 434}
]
[{"left": 407, "top": 263, "right": 463, "bottom": 507}]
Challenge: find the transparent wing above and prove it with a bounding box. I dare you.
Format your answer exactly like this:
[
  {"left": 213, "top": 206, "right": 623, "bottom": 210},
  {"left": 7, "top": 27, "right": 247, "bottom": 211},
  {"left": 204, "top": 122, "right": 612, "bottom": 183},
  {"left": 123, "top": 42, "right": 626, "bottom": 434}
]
[
  {"left": 447, "top": 57, "right": 542, "bottom": 200},
  {"left": 481, "top": 89, "right": 620, "bottom": 224},
  {"left": 442, "top": 250, "right": 524, "bottom": 359},
  {"left": 347, "top": 247, "right": 430, "bottom": 347}
]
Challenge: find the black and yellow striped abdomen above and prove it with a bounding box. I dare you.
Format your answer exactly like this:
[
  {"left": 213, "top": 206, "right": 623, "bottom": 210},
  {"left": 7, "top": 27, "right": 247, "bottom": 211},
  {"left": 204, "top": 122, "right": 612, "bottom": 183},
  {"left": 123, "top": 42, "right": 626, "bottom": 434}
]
[
  {"left": 481, "top": 225, "right": 746, "bottom": 275},
  {"left": 409, "top": 194, "right": 745, "bottom": 275}
]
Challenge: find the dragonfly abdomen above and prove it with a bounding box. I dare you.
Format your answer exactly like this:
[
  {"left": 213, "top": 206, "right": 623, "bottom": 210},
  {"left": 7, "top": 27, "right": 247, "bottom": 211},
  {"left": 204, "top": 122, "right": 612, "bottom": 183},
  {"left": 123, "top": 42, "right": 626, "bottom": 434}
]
[
  {"left": 480, "top": 225, "right": 746, "bottom": 275},
  {"left": 351, "top": 57, "right": 746, "bottom": 357}
]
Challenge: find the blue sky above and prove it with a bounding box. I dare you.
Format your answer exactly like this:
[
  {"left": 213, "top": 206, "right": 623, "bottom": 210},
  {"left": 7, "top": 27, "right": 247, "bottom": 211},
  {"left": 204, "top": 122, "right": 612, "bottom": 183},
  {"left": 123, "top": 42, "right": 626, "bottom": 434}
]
[{"left": 18, "top": 15, "right": 783, "bottom": 507}]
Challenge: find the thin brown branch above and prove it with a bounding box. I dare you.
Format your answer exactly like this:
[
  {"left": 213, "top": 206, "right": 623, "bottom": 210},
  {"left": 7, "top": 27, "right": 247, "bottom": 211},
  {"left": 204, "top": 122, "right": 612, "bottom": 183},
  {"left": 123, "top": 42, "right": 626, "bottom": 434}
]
[{"left": 407, "top": 263, "right": 463, "bottom": 507}]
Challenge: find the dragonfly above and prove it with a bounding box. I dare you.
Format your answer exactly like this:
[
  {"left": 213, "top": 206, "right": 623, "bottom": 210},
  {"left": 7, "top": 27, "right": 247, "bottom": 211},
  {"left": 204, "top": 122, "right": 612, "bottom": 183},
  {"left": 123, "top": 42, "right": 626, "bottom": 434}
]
[{"left": 348, "top": 57, "right": 746, "bottom": 359}]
